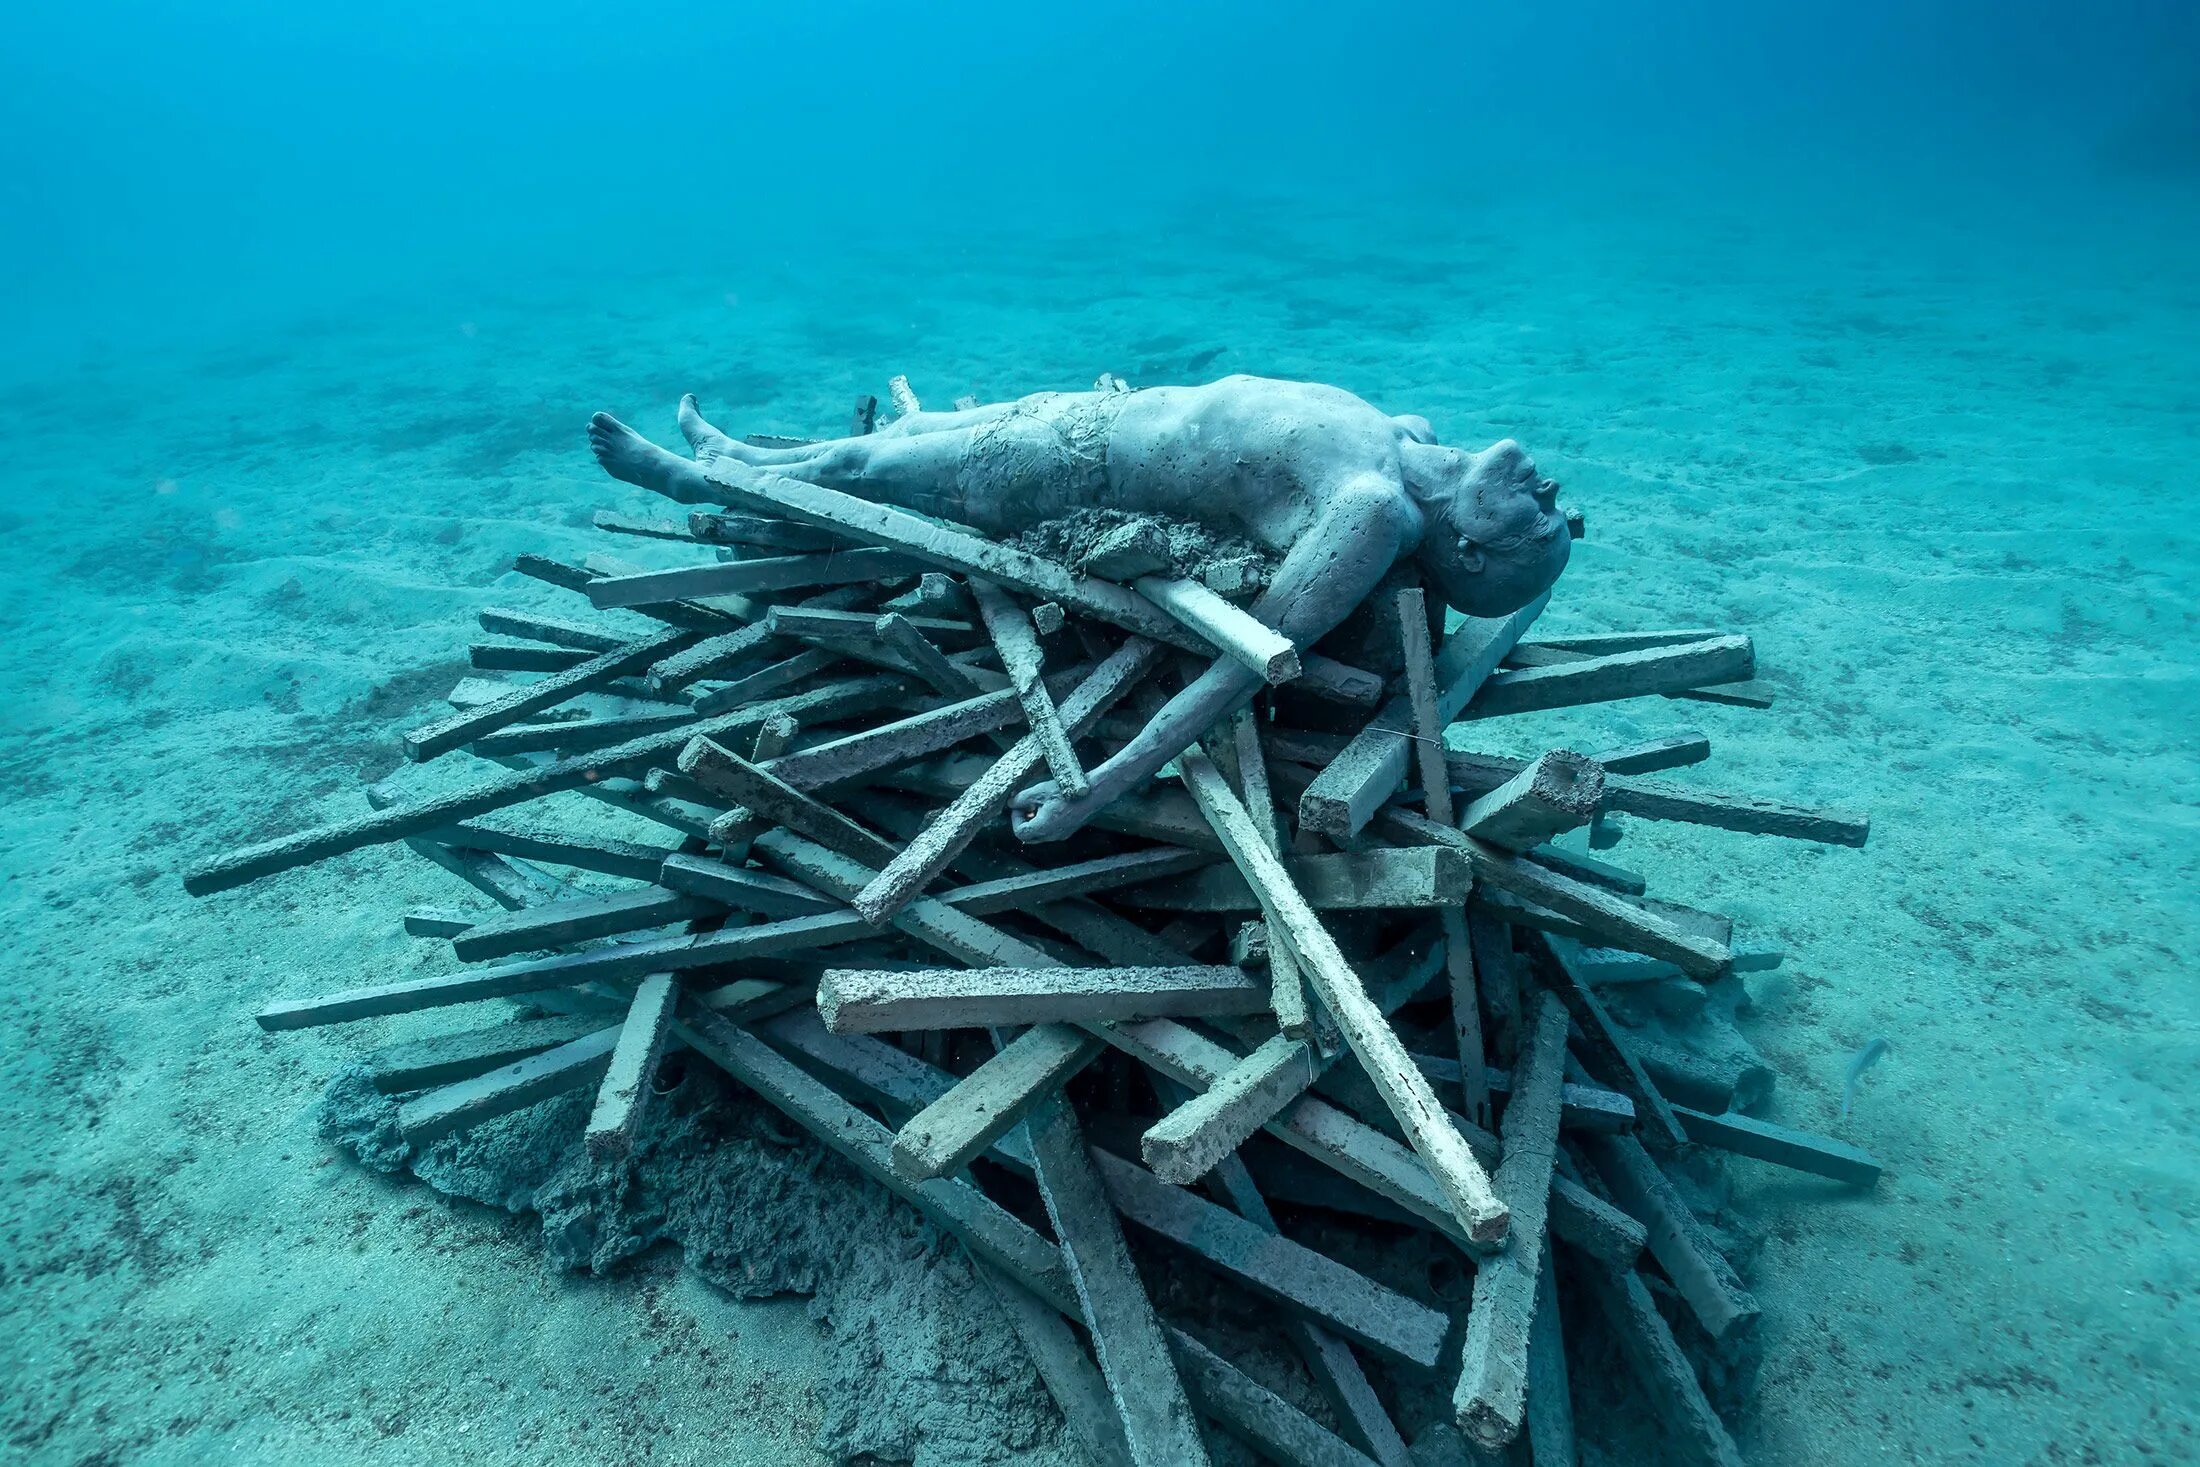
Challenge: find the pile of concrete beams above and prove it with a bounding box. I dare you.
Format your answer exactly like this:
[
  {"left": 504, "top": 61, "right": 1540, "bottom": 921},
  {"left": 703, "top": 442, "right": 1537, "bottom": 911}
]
[{"left": 186, "top": 383, "right": 1879, "bottom": 1467}]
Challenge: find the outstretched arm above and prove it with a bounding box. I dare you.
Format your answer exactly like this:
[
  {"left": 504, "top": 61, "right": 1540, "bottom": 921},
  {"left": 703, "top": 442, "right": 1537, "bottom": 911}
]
[{"left": 1012, "top": 479, "right": 1421, "bottom": 841}]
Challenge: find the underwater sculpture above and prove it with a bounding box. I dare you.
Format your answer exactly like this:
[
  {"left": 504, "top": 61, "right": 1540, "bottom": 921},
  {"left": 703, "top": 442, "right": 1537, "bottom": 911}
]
[
  {"left": 588, "top": 375, "right": 1572, "bottom": 842},
  {"left": 188, "top": 365, "right": 1882, "bottom": 1467}
]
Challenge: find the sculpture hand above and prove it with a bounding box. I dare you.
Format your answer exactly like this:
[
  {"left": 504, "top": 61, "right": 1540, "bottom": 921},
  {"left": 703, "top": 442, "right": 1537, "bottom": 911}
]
[{"left": 1010, "top": 779, "right": 1088, "bottom": 844}]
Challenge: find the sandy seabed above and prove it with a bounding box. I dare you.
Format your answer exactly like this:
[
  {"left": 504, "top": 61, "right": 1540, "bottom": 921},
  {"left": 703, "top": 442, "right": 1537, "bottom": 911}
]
[{"left": 2, "top": 175, "right": 2194, "bottom": 1465}]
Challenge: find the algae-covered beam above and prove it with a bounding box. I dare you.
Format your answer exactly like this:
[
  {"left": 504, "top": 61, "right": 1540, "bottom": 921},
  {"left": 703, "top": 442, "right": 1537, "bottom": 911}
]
[
  {"left": 364, "top": 1014, "right": 605, "bottom": 1093},
  {"left": 1221, "top": 708, "right": 1310, "bottom": 1035},
  {"left": 1178, "top": 1114, "right": 1412, "bottom": 1466},
  {"left": 477, "top": 605, "right": 627, "bottom": 653},
  {"left": 1670, "top": 1106, "right": 1883, "bottom": 1186},
  {"left": 1135, "top": 938, "right": 1442, "bottom": 1185},
  {"left": 1572, "top": 1248, "right": 1746, "bottom": 1467},
  {"left": 1445, "top": 748, "right": 1870, "bottom": 848},
  {"left": 419, "top": 824, "right": 676, "bottom": 884},
  {"left": 1380, "top": 809, "right": 1730, "bottom": 977},
  {"left": 679, "top": 736, "right": 900, "bottom": 868},
  {"left": 686, "top": 511, "right": 845, "bottom": 553},
  {"left": 396, "top": 1025, "right": 620, "bottom": 1143},
  {"left": 677, "top": 1004, "right": 1376, "bottom": 1467},
  {"left": 1588, "top": 729, "right": 1711, "bottom": 776},
  {"left": 1124, "top": 846, "right": 1470, "bottom": 912}
]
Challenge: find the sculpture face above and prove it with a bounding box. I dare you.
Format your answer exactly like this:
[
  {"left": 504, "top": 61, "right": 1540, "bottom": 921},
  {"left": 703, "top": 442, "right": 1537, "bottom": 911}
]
[{"left": 1414, "top": 439, "right": 1572, "bottom": 616}]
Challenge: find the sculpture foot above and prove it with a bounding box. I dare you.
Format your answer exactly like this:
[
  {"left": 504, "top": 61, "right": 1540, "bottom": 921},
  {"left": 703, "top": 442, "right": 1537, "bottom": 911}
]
[
  {"left": 677, "top": 394, "right": 739, "bottom": 459},
  {"left": 588, "top": 413, "right": 692, "bottom": 496}
]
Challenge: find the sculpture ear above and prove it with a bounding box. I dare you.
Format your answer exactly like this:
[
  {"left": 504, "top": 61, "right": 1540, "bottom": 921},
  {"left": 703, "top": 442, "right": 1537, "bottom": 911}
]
[{"left": 1392, "top": 413, "right": 1439, "bottom": 446}]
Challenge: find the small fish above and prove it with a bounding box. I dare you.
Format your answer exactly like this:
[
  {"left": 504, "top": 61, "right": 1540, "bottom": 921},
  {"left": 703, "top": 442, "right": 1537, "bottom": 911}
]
[{"left": 1841, "top": 1036, "right": 1892, "bottom": 1118}]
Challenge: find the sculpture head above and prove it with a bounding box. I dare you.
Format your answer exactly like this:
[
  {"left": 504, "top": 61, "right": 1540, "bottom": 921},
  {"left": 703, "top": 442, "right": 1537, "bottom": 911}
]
[{"left": 1401, "top": 438, "right": 1571, "bottom": 616}]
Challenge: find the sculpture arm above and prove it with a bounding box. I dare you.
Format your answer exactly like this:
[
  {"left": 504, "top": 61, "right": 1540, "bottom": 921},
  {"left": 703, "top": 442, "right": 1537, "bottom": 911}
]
[{"left": 1012, "top": 481, "right": 1419, "bottom": 841}]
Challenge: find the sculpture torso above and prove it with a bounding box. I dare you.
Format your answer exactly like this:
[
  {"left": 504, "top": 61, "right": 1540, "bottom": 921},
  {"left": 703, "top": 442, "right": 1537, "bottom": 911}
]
[{"left": 946, "top": 376, "right": 1412, "bottom": 555}]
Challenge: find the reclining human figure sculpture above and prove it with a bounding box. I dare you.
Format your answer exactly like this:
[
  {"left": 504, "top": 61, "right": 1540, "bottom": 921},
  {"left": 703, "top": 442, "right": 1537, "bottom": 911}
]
[{"left": 588, "top": 375, "right": 1571, "bottom": 841}]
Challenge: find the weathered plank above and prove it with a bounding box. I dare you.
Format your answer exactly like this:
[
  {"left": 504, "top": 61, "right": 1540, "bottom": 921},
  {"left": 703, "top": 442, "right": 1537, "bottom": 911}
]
[
  {"left": 187, "top": 675, "right": 908, "bottom": 896},
  {"left": 656, "top": 854, "right": 840, "bottom": 917},
  {"left": 1671, "top": 1106, "right": 1884, "bottom": 1186},
  {"left": 468, "top": 710, "right": 698, "bottom": 758},
  {"left": 851, "top": 638, "right": 1161, "bottom": 923},
  {"left": 1180, "top": 750, "right": 1509, "bottom": 1244},
  {"left": 1462, "top": 636, "right": 1753, "bottom": 720},
  {"left": 420, "top": 825, "right": 675, "bottom": 883},
  {"left": 1178, "top": 1114, "right": 1412, "bottom": 1465},
  {"left": 1126, "top": 845, "right": 1471, "bottom": 913},
  {"left": 976, "top": 1266, "right": 1135, "bottom": 1467},
  {"left": 471, "top": 642, "right": 592, "bottom": 673},
  {"left": 1380, "top": 809, "right": 1731, "bottom": 978},
  {"left": 1396, "top": 585, "right": 1492, "bottom": 1129},
  {"left": 1531, "top": 933, "right": 1689, "bottom": 1150},
  {"left": 762, "top": 1010, "right": 1443, "bottom": 1370},
  {"left": 1131, "top": 574, "right": 1300, "bottom": 684},
  {"left": 1580, "top": 1131, "right": 1760, "bottom": 1341},
  {"left": 1025, "top": 1097, "right": 1213, "bottom": 1466},
  {"left": 1136, "top": 938, "right": 1443, "bottom": 1184},
  {"left": 1523, "top": 1249, "right": 1577, "bottom": 1467},
  {"left": 396, "top": 1026, "right": 619, "bottom": 1143},
  {"left": 477, "top": 605, "right": 627, "bottom": 653},
  {"left": 1298, "top": 595, "right": 1548, "bottom": 838},
  {"left": 1453, "top": 995, "right": 1573, "bottom": 1447},
  {"left": 679, "top": 736, "right": 899, "bottom": 867},
  {"left": 364, "top": 1014, "right": 604, "bottom": 1093},
  {"left": 402, "top": 625, "right": 702, "bottom": 761},
  {"left": 819, "top": 964, "right": 1265, "bottom": 1032},
  {"left": 584, "top": 972, "right": 681, "bottom": 1159},
  {"left": 1223, "top": 708, "right": 1310, "bottom": 1038},
  {"left": 1445, "top": 749, "right": 1870, "bottom": 848},
  {"left": 688, "top": 648, "right": 844, "bottom": 715},
  {"left": 1458, "top": 751, "right": 1604, "bottom": 853},
  {"left": 687, "top": 512, "right": 845, "bottom": 553},
  {"left": 1138, "top": 1032, "right": 1322, "bottom": 1183},
  {"left": 1587, "top": 730, "right": 1711, "bottom": 776},
  {"left": 673, "top": 1001, "right": 1078, "bottom": 1304},
  {"left": 585, "top": 547, "right": 920, "bottom": 608},
  {"left": 1573, "top": 1250, "right": 1746, "bottom": 1467},
  {"left": 970, "top": 576, "right": 1089, "bottom": 797},
  {"left": 451, "top": 887, "right": 720, "bottom": 962}
]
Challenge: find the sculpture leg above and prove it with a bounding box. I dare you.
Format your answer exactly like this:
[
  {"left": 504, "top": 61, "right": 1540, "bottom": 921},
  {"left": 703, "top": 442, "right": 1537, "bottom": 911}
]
[{"left": 593, "top": 411, "right": 972, "bottom": 521}]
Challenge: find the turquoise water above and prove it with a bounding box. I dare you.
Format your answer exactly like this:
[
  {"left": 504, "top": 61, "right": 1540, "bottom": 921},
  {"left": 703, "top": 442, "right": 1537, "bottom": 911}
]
[{"left": 3, "top": 4, "right": 2196, "bottom": 1464}]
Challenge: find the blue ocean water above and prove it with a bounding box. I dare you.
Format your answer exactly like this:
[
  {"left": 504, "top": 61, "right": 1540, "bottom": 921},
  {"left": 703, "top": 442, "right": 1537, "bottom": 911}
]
[{"left": 2, "top": 3, "right": 2194, "bottom": 1463}]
